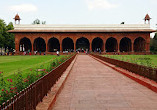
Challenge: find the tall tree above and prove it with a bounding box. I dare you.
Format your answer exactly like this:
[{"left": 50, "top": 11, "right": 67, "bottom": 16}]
[
  {"left": 33, "top": 19, "right": 40, "bottom": 24},
  {"left": 0, "top": 19, "right": 6, "bottom": 48},
  {"left": 32, "top": 19, "right": 46, "bottom": 24},
  {"left": 150, "top": 32, "right": 157, "bottom": 53},
  {"left": 5, "top": 22, "right": 14, "bottom": 51},
  {"left": 0, "top": 19, "right": 14, "bottom": 52}
]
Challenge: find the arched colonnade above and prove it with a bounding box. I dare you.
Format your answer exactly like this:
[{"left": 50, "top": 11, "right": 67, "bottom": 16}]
[{"left": 18, "top": 35, "right": 148, "bottom": 53}]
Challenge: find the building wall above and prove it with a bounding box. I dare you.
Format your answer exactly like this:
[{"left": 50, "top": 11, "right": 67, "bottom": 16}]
[{"left": 15, "top": 32, "right": 150, "bottom": 53}]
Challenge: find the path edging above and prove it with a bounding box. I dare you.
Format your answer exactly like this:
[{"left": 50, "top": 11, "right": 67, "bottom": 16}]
[
  {"left": 89, "top": 55, "right": 157, "bottom": 93},
  {"left": 36, "top": 55, "right": 77, "bottom": 110}
]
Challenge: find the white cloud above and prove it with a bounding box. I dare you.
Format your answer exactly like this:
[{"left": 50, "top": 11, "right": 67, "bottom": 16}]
[
  {"left": 86, "top": 0, "right": 118, "bottom": 10},
  {"left": 9, "top": 4, "right": 38, "bottom": 13}
]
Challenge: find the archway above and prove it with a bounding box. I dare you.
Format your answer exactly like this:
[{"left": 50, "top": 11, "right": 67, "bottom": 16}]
[
  {"left": 92, "top": 37, "right": 103, "bottom": 52},
  {"left": 76, "top": 37, "right": 90, "bottom": 52},
  {"left": 62, "top": 37, "right": 74, "bottom": 51},
  {"left": 48, "top": 38, "right": 60, "bottom": 52},
  {"left": 19, "top": 37, "right": 32, "bottom": 52},
  {"left": 134, "top": 37, "right": 146, "bottom": 52},
  {"left": 33, "top": 37, "right": 46, "bottom": 52},
  {"left": 120, "top": 37, "right": 131, "bottom": 52},
  {"left": 105, "top": 37, "right": 118, "bottom": 52}
]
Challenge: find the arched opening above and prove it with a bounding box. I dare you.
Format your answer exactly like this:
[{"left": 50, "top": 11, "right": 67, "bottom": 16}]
[
  {"left": 62, "top": 37, "right": 74, "bottom": 51},
  {"left": 76, "top": 37, "right": 90, "bottom": 52},
  {"left": 134, "top": 37, "right": 146, "bottom": 52},
  {"left": 105, "top": 37, "right": 118, "bottom": 52},
  {"left": 92, "top": 37, "right": 104, "bottom": 52},
  {"left": 120, "top": 37, "right": 132, "bottom": 52},
  {"left": 33, "top": 37, "right": 46, "bottom": 52},
  {"left": 19, "top": 37, "right": 32, "bottom": 52},
  {"left": 48, "top": 38, "right": 60, "bottom": 52}
]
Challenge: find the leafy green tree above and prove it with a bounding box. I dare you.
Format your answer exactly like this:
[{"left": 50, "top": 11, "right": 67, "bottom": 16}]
[
  {"left": 33, "top": 19, "right": 40, "bottom": 24},
  {"left": 5, "top": 22, "right": 15, "bottom": 51},
  {"left": 0, "top": 19, "right": 6, "bottom": 48},
  {"left": 33, "top": 19, "right": 46, "bottom": 24},
  {"left": 0, "top": 19, "right": 14, "bottom": 52},
  {"left": 150, "top": 32, "right": 157, "bottom": 53}
]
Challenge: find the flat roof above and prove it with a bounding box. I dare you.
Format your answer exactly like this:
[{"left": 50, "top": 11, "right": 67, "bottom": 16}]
[{"left": 8, "top": 24, "right": 156, "bottom": 33}]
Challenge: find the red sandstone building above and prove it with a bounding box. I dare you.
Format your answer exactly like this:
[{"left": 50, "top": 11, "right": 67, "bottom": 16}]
[{"left": 9, "top": 14, "right": 155, "bottom": 54}]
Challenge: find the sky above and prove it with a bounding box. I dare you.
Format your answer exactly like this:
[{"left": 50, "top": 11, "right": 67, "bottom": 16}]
[{"left": 0, "top": 0, "right": 157, "bottom": 36}]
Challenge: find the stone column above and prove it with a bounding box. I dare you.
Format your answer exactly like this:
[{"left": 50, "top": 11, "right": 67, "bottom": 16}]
[
  {"left": 15, "top": 36, "right": 19, "bottom": 54},
  {"left": 74, "top": 43, "right": 76, "bottom": 52},
  {"left": 90, "top": 43, "right": 92, "bottom": 52},
  {"left": 60, "top": 43, "right": 63, "bottom": 52},
  {"left": 146, "top": 43, "right": 150, "bottom": 52},
  {"left": 31, "top": 42, "right": 34, "bottom": 54},
  {"left": 131, "top": 43, "right": 134, "bottom": 52},
  {"left": 117, "top": 42, "right": 120, "bottom": 52}
]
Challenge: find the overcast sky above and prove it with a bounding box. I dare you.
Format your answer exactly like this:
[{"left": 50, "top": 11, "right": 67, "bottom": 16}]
[{"left": 0, "top": 0, "right": 157, "bottom": 30}]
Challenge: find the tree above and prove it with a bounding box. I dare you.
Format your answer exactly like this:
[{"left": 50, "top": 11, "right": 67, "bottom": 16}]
[
  {"left": 0, "top": 19, "right": 6, "bottom": 48},
  {"left": 5, "top": 22, "right": 15, "bottom": 51},
  {"left": 150, "top": 32, "right": 157, "bottom": 53},
  {"left": 0, "top": 19, "right": 14, "bottom": 52},
  {"left": 32, "top": 19, "right": 46, "bottom": 24},
  {"left": 33, "top": 19, "right": 40, "bottom": 24}
]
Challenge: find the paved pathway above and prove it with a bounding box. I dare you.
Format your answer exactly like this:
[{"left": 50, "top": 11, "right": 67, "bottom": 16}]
[{"left": 52, "top": 55, "right": 157, "bottom": 110}]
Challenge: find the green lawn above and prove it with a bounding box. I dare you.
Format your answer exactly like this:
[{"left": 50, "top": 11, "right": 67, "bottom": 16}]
[
  {"left": 102, "top": 55, "right": 157, "bottom": 68},
  {"left": 0, "top": 55, "right": 65, "bottom": 78}
]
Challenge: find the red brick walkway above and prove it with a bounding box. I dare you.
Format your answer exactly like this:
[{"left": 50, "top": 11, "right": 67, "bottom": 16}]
[{"left": 52, "top": 55, "right": 157, "bottom": 110}]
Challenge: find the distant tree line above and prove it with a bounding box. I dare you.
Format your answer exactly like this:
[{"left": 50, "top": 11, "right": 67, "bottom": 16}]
[
  {"left": 150, "top": 32, "right": 157, "bottom": 53},
  {"left": 0, "top": 19, "right": 14, "bottom": 52},
  {"left": 32, "top": 19, "right": 46, "bottom": 24}
]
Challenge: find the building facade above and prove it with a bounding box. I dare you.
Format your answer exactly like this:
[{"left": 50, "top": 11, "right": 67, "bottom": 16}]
[{"left": 9, "top": 24, "right": 155, "bottom": 54}]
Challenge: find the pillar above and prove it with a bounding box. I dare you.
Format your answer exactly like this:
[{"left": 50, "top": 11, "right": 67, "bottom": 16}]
[
  {"left": 90, "top": 42, "right": 92, "bottom": 52},
  {"left": 117, "top": 42, "right": 120, "bottom": 52},
  {"left": 60, "top": 43, "right": 63, "bottom": 52},
  {"left": 46, "top": 42, "right": 48, "bottom": 52},
  {"left": 74, "top": 43, "right": 76, "bottom": 51},
  {"left": 131, "top": 42, "right": 134, "bottom": 52},
  {"left": 146, "top": 43, "right": 150, "bottom": 52}
]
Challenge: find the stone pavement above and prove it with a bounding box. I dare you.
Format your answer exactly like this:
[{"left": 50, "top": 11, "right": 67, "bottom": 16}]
[{"left": 52, "top": 55, "right": 157, "bottom": 110}]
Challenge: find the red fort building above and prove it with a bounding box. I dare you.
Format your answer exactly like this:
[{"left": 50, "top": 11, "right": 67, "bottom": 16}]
[{"left": 9, "top": 14, "right": 155, "bottom": 55}]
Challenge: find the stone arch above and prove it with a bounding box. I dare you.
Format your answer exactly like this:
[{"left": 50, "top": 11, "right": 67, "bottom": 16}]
[
  {"left": 33, "top": 37, "right": 46, "bottom": 52},
  {"left": 105, "top": 37, "right": 118, "bottom": 52},
  {"left": 48, "top": 37, "right": 60, "bottom": 52},
  {"left": 19, "top": 37, "right": 32, "bottom": 52},
  {"left": 134, "top": 37, "right": 146, "bottom": 52},
  {"left": 62, "top": 37, "right": 74, "bottom": 51},
  {"left": 92, "top": 37, "right": 104, "bottom": 52},
  {"left": 76, "top": 37, "right": 90, "bottom": 51},
  {"left": 120, "top": 37, "right": 132, "bottom": 52}
]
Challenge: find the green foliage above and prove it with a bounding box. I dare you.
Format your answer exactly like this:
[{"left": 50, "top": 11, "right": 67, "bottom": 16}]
[
  {"left": 150, "top": 32, "right": 157, "bottom": 53},
  {"left": 0, "top": 55, "right": 72, "bottom": 105},
  {"left": 0, "top": 19, "right": 14, "bottom": 51},
  {"left": 33, "top": 19, "right": 46, "bottom": 24},
  {"left": 103, "top": 55, "right": 157, "bottom": 68}
]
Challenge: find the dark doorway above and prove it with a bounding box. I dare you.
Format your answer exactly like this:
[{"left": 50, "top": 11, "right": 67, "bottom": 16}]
[
  {"left": 33, "top": 37, "right": 46, "bottom": 52},
  {"left": 48, "top": 38, "right": 60, "bottom": 52},
  {"left": 62, "top": 37, "right": 74, "bottom": 51},
  {"left": 105, "top": 37, "right": 118, "bottom": 52},
  {"left": 134, "top": 37, "right": 146, "bottom": 52},
  {"left": 120, "top": 37, "right": 132, "bottom": 52},
  {"left": 92, "top": 37, "right": 103, "bottom": 52},
  {"left": 76, "top": 37, "right": 90, "bottom": 51},
  {"left": 19, "top": 37, "right": 32, "bottom": 52}
]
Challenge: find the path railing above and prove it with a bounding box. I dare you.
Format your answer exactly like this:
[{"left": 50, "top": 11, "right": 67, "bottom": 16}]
[
  {"left": 91, "top": 54, "right": 157, "bottom": 82},
  {"left": 0, "top": 54, "right": 76, "bottom": 110}
]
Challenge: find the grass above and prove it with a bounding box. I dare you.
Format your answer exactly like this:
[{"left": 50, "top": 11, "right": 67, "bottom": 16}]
[
  {"left": 0, "top": 55, "right": 66, "bottom": 78},
  {"left": 102, "top": 55, "right": 157, "bottom": 68},
  {"left": 0, "top": 54, "right": 72, "bottom": 105}
]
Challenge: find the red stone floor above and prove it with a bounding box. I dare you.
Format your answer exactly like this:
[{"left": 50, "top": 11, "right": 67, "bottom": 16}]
[{"left": 52, "top": 55, "right": 157, "bottom": 110}]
